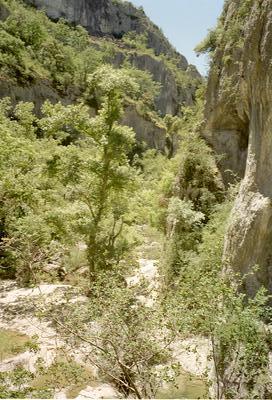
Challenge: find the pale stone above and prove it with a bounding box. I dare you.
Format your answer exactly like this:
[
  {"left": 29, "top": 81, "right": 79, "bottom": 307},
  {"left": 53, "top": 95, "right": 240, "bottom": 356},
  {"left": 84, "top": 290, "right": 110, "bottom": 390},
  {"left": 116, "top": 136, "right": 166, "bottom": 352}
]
[{"left": 204, "top": 0, "right": 272, "bottom": 297}]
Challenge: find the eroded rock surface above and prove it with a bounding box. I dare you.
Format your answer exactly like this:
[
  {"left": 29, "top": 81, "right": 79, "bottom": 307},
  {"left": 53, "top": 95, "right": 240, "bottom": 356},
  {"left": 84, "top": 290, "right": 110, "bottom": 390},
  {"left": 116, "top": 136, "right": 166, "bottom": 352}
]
[
  {"left": 0, "top": 2, "right": 9, "bottom": 20},
  {"left": 205, "top": 0, "right": 272, "bottom": 296},
  {"left": 22, "top": 0, "right": 201, "bottom": 117},
  {"left": 24, "top": 0, "right": 187, "bottom": 64},
  {"left": 0, "top": 78, "right": 167, "bottom": 151},
  {"left": 0, "top": 1, "right": 201, "bottom": 154},
  {"left": 0, "top": 280, "right": 118, "bottom": 399}
]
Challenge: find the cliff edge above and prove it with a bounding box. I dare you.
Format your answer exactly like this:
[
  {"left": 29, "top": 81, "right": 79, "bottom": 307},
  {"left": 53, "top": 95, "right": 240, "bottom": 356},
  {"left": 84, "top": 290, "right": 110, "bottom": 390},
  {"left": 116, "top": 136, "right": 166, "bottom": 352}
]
[
  {"left": 24, "top": 0, "right": 188, "bottom": 67},
  {"left": 204, "top": 0, "right": 272, "bottom": 296}
]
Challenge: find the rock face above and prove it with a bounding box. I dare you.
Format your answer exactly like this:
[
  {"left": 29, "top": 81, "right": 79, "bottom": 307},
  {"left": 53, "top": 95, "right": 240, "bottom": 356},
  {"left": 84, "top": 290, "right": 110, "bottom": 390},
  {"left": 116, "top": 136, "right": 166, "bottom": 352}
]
[
  {"left": 0, "top": 78, "right": 77, "bottom": 114},
  {"left": 23, "top": 0, "right": 200, "bottom": 117},
  {"left": 122, "top": 105, "right": 166, "bottom": 150},
  {"left": 112, "top": 52, "right": 198, "bottom": 116},
  {"left": 205, "top": 0, "right": 272, "bottom": 296},
  {"left": 0, "top": 78, "right": 167, "bottom": 151},
  {"left": 6, "top": 0, "right": 200, "bottom": 152},
  {"left": 24, "top": 0, "right": 187, "bottom": 65},
  {"left": 129, "top": 53, "right": 182, "bottom": 116},
  {"left": 0, "top": 2, "right": 9, "bottom": 20}
]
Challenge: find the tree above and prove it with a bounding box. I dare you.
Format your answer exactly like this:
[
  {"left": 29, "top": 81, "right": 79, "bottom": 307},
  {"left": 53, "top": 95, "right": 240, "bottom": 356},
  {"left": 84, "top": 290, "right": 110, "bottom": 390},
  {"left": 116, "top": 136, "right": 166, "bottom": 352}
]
[
  {"left": 83, "top": 66, "right": 139, "bottom": 282},
  {"left": 39, "top": 66, "right": 140, "bottom": 285},
  {"left": 47, "top": 272, "right": 178, "bottom": 399},
  {"left": 0, "top": 99, "right": 71, "bottom": 284}
]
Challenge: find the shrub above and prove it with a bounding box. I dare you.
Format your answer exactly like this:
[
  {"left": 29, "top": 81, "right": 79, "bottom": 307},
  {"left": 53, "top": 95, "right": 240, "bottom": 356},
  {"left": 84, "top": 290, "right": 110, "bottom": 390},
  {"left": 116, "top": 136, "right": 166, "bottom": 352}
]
[
  {"left": 122, "top": 32, "right": 149, "bottom": 51},
  {"left": 3, "top": 9, "right": 46, "bottom": 49},
  {"left": 0, "top": 29, "right": 31, "bottom": 80}
]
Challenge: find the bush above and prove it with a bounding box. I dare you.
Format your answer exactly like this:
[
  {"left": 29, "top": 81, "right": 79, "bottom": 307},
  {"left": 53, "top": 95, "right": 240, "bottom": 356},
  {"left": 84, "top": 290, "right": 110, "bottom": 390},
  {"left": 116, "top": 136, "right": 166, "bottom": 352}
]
[
  {"left": 163, "top": 188, "right": 272, "bottom": 398},
  {"left": 0, "top": 29, "right": 31, "bottom": 80},
  {"left": 174, "top": 132, "right": 224, "bottom": 216},
  {"left": 3, "top": 9, "right": 46, "bottom": 49},
  {"left": 49, "top": 18, "right": 89, "bottom": 51},
  {"left": 0, "top": 0, "right": 106, "bottom": 89},
  {"left": 124, "top": 65, "right": 161, "bottom": 107},
  {"left": 122, "top": 32, "right": 149, "bottom": 51},
  {"left": 38, "top": 39, "right": 75, "bottom": 89},
  {"left": 0, "top": 99, "right": 73, "bottom": 284}
]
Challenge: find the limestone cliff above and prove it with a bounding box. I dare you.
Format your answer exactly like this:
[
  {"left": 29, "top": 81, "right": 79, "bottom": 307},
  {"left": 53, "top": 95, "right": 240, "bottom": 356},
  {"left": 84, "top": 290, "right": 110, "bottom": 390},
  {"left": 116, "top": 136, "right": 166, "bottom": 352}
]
[
  {"left": 23, "top": 0, "right": 200, "bottom": 117},
  {"left": 0, "top": 0, "right": 201, "bottom": 152},
  {"left": 24, "top": 0, "right": 187, "bottom": 65},
  {"left": 112, "top": 51, "right": 199, "bottom": 116},
  {"left": 0, "top": 1, "right": 8, "bottom": 19},
  {"left": 204, "top": 0, "right": 272, "bottom": 296}
]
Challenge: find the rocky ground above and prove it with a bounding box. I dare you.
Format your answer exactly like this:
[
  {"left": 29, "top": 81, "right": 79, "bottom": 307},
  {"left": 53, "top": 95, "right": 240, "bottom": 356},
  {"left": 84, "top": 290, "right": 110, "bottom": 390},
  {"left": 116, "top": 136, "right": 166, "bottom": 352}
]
[{"left": 0, "top": 231, "right": 210, "bottom": 399}]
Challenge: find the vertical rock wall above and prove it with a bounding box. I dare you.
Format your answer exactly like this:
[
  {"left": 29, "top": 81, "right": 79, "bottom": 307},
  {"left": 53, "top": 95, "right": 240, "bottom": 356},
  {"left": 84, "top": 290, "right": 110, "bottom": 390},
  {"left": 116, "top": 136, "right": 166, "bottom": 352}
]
[{"left": 205, "top": 0, "right": 272, "bottom": 296}]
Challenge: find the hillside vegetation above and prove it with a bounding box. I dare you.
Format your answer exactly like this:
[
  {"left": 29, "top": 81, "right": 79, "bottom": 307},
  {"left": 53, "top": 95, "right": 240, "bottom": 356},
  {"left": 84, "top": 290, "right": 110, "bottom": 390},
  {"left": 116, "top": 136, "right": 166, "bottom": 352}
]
[{"left": 0, "top": 0, "right": 271, "bottom": 399}]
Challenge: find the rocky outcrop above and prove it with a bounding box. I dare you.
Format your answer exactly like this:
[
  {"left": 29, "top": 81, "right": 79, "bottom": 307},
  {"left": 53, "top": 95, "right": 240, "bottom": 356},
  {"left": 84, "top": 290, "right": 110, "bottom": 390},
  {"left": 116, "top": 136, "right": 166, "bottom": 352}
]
[
  {"left": 205, "top": 0, "right": 272, "bottom": 296},
  {"left": 0, "top": 2, "right": 9, "bottom": 20},
  {"left": 23, "top": 0, "right": 200, "bottom": 118},
  {"left": 111, "top": 51, "right": 201, "bottom": 116},
  {"left": 122, "top": 105, "right": 166, "bottom": 150},
  {"left": 0, "top": 78, "right": 167, "bottom": 151},
  {"left": 129, "top": 53, "right": 181, "bottom": 116},
  {"left": 129, "top": 55, "right": 200, "bottom": 115},
  {"left": 0, "top": 78, "right": 76, "bottom": 114},
  {"left": 2, "top": 0, "right": 200, "bottom": 151},
  {"left": 24, "top": 0, "right": 187, "bottom": 66}
]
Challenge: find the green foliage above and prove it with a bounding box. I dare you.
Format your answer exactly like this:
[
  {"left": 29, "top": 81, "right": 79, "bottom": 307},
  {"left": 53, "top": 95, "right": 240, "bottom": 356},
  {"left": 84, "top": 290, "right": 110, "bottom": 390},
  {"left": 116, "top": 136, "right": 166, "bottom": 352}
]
[
  {"left": 151, "top": 76, "right": 272, "bottom": 397},
  {"left": 0, "top": 29, "right": 34, "bottom": 81},
  {"left": 128, "top": 149, "right": 173, "bottom": 228},
  {"left": 0, "top": 0, "right": 164, "bottom": 97},
  {"left": 92, "top": 283, "right": 173, "bottom": 398},
  {"left": 195, "top": 0, "right": 254, "bottom": 55},
  {"left": 122, "top": 31, "right": 149, "bottom": 52},
  {"left": 49, "top": 273, "right": 178, "bottom": 399},
  {"left": 127, "top": 85, "right": 222, "bottom": 242},
  {"left": 152, "top": 87, "right": 223, "bottom": 284},
  {"left": 0, "top": 99, "right": 68, "bottom": 283},
  {"left": 49, "top": 18, "right": 90, "bottom": 51},
  {"left": 0, "top": 1, "right": 105, "bottom": 89},
  {"left": 0, "top": 356, "right": 92, "bottom": 399},
  {"left": 32, "top": 356, "right": 94, "bottom": 398},
  {"left": 0, "top": 367, "right": 38, "bottom": 399},
  {"left": 0, "top": 0, "right": 200, "bottom": 118},
  {"left": 124, "top": 64, "right": 161, "bottom": 108},
  {"left": 82, "top": 66, "right": 139, "bottom": 281},
  {"left": 162, "top": 198, "right": 205, "bottom": 285},
  {"left": 3, "top": 8, "right": 46, "bottom": 48},
  {"left": 195, "top": 25, "right": 223, "bottom": 55},
  {"left": 164, "top": 193, "right": 272, "bottom": 398},
  {"left": 175, "top": 131, "right": 223, "bottom": 216},
  {"left": 0, "top": 3, "right": 270, "bottom": 399},
  {"left": 0, "top": 66, "right": 140, "bottom": 286}
]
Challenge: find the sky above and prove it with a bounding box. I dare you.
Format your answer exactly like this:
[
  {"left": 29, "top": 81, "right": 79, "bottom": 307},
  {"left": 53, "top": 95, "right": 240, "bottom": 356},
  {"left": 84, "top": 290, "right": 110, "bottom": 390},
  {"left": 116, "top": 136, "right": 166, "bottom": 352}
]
[{"left": 130, "top": 0, "right": 225, "bottom": 75}]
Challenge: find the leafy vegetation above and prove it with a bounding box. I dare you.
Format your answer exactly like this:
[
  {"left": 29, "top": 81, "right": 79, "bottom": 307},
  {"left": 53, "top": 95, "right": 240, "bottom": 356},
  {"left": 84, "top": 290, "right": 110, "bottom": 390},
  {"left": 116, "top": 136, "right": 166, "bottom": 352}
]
[
  {"left": 0, "top": 0, "right": 271, "bottom": 399},
  {"left": 0, "top": 356, "right": 94, "bottom": 399},
  {"left": 53, "top": 280, "right": 178, "bottom": 399},
  {"left": 0, "top": 0, "right": 104, "bottom": 88},
  {"left": 156, "top": 90, "right": 272, "bottom": 398},
  {"left": 195, "top": 0, "right": 254, "bottom": 55},
  {"left": 164, "top": 195, "right": 272, "bottom": 398},
  {"left": 32, "top": 357, "right": 95, "bottom": 398},
  {"left": 0, "top": 65, "right": 141, "bottom": 286}
]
